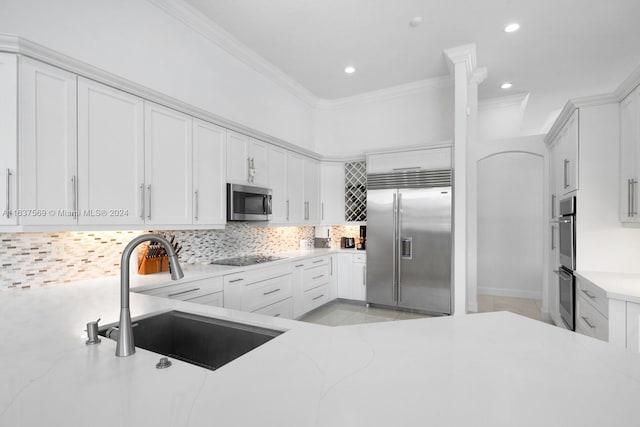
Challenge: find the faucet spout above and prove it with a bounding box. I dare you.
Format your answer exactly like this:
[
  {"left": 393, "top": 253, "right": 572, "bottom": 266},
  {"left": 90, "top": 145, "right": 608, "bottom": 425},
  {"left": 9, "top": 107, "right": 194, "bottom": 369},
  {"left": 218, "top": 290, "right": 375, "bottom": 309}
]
[{"left": 116, "top": 234, "right": 183, "bottom": 357}]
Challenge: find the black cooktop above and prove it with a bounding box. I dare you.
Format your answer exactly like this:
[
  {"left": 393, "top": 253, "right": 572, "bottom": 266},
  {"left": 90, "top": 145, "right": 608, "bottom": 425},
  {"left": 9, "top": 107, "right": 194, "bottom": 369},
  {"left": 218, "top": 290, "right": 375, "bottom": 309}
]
[{"left": 210, "top": 255, "right": 285, "bottom": 267}]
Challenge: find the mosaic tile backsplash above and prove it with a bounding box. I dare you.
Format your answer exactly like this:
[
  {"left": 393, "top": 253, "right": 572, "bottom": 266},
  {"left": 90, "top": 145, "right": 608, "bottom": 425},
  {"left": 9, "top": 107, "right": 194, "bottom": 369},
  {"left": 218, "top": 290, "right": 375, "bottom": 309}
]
[{"left": 0, "top": 224, "right": 363, "bottom": 290}]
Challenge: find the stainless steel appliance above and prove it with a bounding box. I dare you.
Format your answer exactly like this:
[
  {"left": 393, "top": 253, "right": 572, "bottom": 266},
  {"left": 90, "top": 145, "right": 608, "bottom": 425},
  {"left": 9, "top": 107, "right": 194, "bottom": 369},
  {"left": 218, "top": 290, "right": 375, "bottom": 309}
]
[
  {"left": 366, "top": 169, "right": 452, "bottom": 315},
  {"left": 556, "top": 196, "right": 576, "bottom": 330},
  {"left": 340, "top": 237, "right": 355, "bottom": 248},
  {"left": 227, "top": 184, "right": 272, "bottom": 221}
]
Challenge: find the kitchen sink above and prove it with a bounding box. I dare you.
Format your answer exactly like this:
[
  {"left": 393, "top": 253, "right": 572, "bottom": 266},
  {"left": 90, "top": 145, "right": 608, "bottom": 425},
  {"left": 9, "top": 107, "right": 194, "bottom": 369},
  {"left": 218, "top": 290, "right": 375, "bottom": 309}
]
[{"left": 100, "top": 311, "right": 284, "bottom": 371}]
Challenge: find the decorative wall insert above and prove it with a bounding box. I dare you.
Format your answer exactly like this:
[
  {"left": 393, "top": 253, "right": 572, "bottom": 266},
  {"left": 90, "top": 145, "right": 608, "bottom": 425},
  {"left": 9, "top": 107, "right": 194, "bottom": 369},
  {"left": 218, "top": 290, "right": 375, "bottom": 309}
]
[
  {"left": 345, "top": 161, "right": 367, "bottom": 222},
  {"left": 0, "top": 225, "right": 314, "bottom": 290}
]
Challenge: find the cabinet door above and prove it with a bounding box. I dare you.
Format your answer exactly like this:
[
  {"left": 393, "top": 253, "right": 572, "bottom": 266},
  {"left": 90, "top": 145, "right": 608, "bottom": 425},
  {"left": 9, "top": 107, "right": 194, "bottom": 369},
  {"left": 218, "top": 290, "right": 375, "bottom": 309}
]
[
  {"left": 304, "top": 158, "right": 320, "bottom": 223},
  {"left": 0, "top": 54, "right": 17, "bottom": 225},
  {"left": 626, "top": 302, "right": 640, "bottom": 353},
  {"left": 249, "top": 138, "right": 269, "bottom": 187},
  {"left": 320, "top": 161, "right": 344, "bottom": 224},
  {"left": 337, "top": 253, "right": 353, "bottom": 299},
  {"left": 351, "top": 261, "right": 367, "bottom": 301},
  {"left": 78, "top": 78, "right": 144, "bottom": 225},
  {"left": 560, "top": 110, "right": 579, "bottom": 195},
  {"left": 144, "top": 102, "right": 193, "bottom": 225},
  {"left": 287, "top": 153, "right": 305, "bottom": 223},
  {"left": 193, "top": 119, "right": 226, "bottom": 225},
  {"left": 268, "top": 145, "right": 288, "bottom": 223},
  {"left": 19, "top": 58, "right": 77, "bottom": 225},
  {"left": 620, "top": 88, "right": 640, "bottom": 223},
  {"left": 226, "top": 130, "right": 249, "bottom": 184}
]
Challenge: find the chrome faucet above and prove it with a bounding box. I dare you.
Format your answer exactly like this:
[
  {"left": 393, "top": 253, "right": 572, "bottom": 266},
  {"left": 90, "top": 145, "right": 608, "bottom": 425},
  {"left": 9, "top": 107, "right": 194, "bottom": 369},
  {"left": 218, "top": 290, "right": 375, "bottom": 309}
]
[{"left": 116, "top": 234, "right": 184, "bottom": 357}]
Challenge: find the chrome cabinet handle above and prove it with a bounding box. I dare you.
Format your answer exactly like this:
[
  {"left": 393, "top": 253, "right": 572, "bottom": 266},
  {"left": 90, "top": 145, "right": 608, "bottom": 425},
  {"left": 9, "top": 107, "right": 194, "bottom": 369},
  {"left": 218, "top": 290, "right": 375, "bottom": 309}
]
[
  {"left": 629, "top": 178, "right": 638, "bottom": 217},
  {"left": 363, "top": 265, "right": 366, "bottom": 285},
  {"left": 312, "top": 259, "right": 323, "bottom": 264},
  {"left": 229, "top": 278, "right": 244, "bottom": 283},
  {"left": 629, "top": 179, "right": 633, "bottom": 218},
  {"left": 168, "top": 287, "right": 200, "bottom": 298},
  {"left": 139, "top": 184, "right": 145, "bottom": 220},
  {"left": 5, "top": 169, "right": 11, "bottom": 218},
  {"left": 286, "top": 200, "right": 290, "bottom": 221},
  {"left": 551, "top": 226, "right": 556, "bottom": 250},
  {"left": 581, "top": 316, "right": 596, "bottom": 329},
  {"left": 194, "top": 190, "right": 199, "bottom": 221},
  {"left": 392, "top": 167, "right": 421, "bottom": 171},
  {"left": 321, "top": 202, "right": 324, "bottom": 221},
  {"left": 551, "top": 194, "right": 556, "bottom": 219},
  {"left": 312, "top": 294, "right": 324, "bottom": 301},
  {"left": 304, "top": 201, "right": 309, "bottom": 220},
  {"left": 563, "top": 159, "right": 570, "bottom": 189},
  {"left": 147, "top": 184, "right": 152, "bottom": 220},
  {"left": 294, "top": 264, "right": 304, "bottom": 268},
  {"left": 263, "top": 288, "right": 281, "bottom": 296},
  {"left": 71, "top": 175, "right": 78, "bottom": 218},
  {"left": 247, "top": 157, "right": 251, "bottom": 183},
  {"left": 312, "top": 275, "right": 324, "bottom": 280},
  {"left": 274, "top": 313, "right": 281, "bottom": 317},
  {"left": 581, "top": 289, "right": 596, "bottom": 299}
]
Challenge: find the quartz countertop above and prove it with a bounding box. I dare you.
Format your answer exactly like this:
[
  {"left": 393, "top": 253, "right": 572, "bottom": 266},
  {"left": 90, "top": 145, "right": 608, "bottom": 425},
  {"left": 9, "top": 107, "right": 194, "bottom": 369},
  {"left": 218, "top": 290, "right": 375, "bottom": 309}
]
[
  {"left": 2, "top": 277, "right": 640, "bottom": 426},
  {"left": 575, "top": 270, "right": 640, "bottom": 304}
]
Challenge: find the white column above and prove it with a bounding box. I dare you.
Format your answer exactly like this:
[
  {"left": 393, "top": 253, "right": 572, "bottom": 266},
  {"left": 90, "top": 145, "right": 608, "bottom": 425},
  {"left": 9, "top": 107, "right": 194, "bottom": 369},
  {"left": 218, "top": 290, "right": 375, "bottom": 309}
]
[{"left": 443, "top": 44, "right": 482, "bottom": 315}]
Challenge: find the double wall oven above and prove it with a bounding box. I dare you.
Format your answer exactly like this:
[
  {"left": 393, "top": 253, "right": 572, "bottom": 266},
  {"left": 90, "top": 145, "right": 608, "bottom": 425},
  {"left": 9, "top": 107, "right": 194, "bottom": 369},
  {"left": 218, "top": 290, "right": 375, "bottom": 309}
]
[{"left": 556, "top": 196, "right": 576, "bottom": 330}]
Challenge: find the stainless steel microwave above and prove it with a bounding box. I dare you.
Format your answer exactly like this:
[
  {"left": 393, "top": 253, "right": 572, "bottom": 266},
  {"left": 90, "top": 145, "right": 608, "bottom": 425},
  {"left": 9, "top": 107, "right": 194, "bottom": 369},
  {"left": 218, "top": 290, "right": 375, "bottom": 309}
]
[{"left": 227, "top": 183, "right": 272, "bottom": 221}]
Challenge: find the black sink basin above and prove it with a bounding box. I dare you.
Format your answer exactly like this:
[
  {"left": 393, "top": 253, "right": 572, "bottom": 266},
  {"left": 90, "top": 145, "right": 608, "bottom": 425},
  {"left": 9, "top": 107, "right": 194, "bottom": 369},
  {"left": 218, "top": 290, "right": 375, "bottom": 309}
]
[{"left": 100, "top": 311, "right": 284, "bottom": 371}]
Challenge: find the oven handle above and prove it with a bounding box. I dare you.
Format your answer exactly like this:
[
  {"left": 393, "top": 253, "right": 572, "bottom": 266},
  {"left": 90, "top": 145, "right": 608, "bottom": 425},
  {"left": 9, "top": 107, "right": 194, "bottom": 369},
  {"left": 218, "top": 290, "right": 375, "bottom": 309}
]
[{"left": 554, "top": 269, "right": 572, "bottom": 280}]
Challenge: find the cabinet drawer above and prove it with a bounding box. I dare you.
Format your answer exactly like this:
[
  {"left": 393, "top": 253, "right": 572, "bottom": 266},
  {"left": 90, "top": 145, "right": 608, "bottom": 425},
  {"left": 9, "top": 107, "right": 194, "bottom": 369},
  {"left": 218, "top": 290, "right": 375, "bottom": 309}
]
[
  {"left": 576, "top": 294, "right": 608, "bottom": 342},
  {"left": 303, "top": 284, "right": 330, "bottom": 313},
  {"left": 576, "top": 277, "right": 608, "bottom": 318},
  {"left": 242, "top": 275, "right": 292, "bottom": 312},
  {"left": 223, "top": 263, "right": 292, "bottom": 287},
  {"left": 185, "top": 291, "right": 223, "bottom": 307},
  {"left": 303, "top": 264, "right": 330, "bottom": 291},
  {"left": 139, "top": 276, "right": 223, "bottom": 301},
  {"left": 353, "top": 253, "right": 366, "bottom": 263},
  {"left": 253, "top": 297, "right": 293, "bottom": 319},
  {"left": 307, "top": 255, "right": 330, "bottom": 267}
]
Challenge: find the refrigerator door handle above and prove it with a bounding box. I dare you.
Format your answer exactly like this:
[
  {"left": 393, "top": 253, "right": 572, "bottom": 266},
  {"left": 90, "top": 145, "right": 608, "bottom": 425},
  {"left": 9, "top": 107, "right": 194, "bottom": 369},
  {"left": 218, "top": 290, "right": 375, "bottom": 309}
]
[
  {"left": 397, "top": 193, "right": 403, "bottom": 302},
  {"left": 392, "top": 192, "right": 398, "bottom": 302}
]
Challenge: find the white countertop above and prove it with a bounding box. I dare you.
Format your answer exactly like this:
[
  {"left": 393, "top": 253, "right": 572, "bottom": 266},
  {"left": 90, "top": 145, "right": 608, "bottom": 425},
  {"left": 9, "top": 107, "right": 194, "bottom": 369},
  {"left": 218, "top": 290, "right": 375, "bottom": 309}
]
[
  {"left": 575, "top": 270, "right": 640, "bottom": 304},
  {"left": 2, "top": 277, "right": 640, "bottom": 426}
]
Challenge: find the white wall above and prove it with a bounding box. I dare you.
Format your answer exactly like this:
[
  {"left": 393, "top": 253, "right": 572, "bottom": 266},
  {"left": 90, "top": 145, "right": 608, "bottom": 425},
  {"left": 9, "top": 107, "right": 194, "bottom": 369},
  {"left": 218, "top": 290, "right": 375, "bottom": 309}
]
[
  {"left": 314, "top": 81, "right": 454, "bottom": 158},
  {"left": 577, "top": 103, "right": 640, "bottom": 273},
  {"left": 478, "top": 94, "right": 529, "bottom": 141},
  {"left": 0, "top": 0, "right": 316, "bottom": 150}
]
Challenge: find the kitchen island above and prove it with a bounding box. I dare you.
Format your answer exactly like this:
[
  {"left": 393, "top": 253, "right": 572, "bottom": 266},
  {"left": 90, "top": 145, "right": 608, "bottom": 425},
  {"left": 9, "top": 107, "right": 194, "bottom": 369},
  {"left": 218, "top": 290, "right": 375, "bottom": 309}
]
[{"left": 1, "top": 277, "right": 640, "bottom": 427}]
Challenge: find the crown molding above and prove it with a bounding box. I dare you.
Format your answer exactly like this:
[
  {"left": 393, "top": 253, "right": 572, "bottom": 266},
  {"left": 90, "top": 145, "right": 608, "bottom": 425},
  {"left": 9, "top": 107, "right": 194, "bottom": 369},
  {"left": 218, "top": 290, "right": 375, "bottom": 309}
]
[
  {"left": 146, "top": 0, "right": 319, "bottom": 108},
  {"left": 479, "top": 92, "right": 529, "bottom": 111},
  {"left": 470, "top": 67, "right": 488, "bottom": 85},
  {"left": 316, "top": 75, "right": 453, "bottom": 110},
  {"left": 614, "top": 63, "right": 640, "bottom": 100},
  {"left": 443, "top": 44, "right": 477, "bottom": 77},
  {"left": 364, "top": 141, "right": 453, "bottom": 157}
]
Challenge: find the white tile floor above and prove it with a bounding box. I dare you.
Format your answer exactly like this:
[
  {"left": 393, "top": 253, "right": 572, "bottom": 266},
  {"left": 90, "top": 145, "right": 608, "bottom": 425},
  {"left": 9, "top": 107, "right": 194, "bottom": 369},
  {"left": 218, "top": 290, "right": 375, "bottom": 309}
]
[{"left": 299, "top": 295, "right": 546, "bottom": 326}]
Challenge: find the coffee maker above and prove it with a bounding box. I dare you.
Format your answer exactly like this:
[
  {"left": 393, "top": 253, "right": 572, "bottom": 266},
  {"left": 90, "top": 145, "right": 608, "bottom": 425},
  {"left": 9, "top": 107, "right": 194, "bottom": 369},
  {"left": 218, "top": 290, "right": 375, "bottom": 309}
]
[{"left": 357, "top": 225, "right": 366, "bottom": 250}]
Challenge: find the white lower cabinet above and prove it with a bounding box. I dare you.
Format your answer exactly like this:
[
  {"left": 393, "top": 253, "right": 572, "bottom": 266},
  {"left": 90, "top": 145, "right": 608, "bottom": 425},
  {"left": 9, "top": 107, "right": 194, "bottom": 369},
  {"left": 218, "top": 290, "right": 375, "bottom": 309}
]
[
  {"left": 253, "top": 298, "right": 293, "bottom": 319},
  {"left": 223, "top": 263, "right": 293, "bottom": 314},
  {"left": 574, "top": 276, "right": 609, "bottom": 342},
  {"left": 336, "top": 252, "right": 367, "bottom": 302},
  {"left": 136, "top": 276, "right": 223, "bottom": 303},
  {"left": 303, "top": 284, "right": 331, "bottom": 313},
  {"left": 292, "top": 255, "right": 334, "bottom": 318},
  {"left": 626, "top": 302, "right": 640, "bottom": 353}
]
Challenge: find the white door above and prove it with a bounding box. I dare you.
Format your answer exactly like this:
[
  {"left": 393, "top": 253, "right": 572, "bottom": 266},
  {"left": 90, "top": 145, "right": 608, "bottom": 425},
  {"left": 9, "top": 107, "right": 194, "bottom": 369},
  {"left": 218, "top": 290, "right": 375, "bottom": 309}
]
[
  {"left": 304, "top": 158, "right": 320, "bottom": 223},
  {"left": 193, "top": 119, "right": 226, "bottom": 226},
  {"left": 287, "top": 153, "right": 305, "bottom": 223},
  {"left": 0, "top": 53, "right": 17, "bottom": 225},
  {"left": 320, "top": 161, "right": 344, "bottom": 224},
  {"left": 268, "top": 145, "right": 288, "bottom": 223},
  {"left": 249, "top": 138, "right": 269, "bottom": 187},
  {"left": 20, "top": 58, "right": 77, "bottom": 226},
  {"left": 78, "top": 78, "right": 144, "bottom": 225},
  {"left": 144, "top": 102, "right": 193, "bottom": 225},
  {"left": 226, "top": 130, "right": 249, "bottom": 184}
]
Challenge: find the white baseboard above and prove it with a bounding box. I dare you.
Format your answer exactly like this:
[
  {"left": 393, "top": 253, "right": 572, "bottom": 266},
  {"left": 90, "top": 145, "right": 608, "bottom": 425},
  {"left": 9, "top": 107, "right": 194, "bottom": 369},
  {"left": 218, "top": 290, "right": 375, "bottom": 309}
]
[{"left": 478, "top": 287, "right": 542, "bottom": 300}]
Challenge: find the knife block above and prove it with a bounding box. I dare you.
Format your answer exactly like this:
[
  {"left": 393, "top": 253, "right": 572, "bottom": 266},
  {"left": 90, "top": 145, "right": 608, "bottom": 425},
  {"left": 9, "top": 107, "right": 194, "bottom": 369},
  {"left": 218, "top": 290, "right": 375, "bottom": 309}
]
[{"left": 138, "top": 246, "right": 170, "bottom": 275}]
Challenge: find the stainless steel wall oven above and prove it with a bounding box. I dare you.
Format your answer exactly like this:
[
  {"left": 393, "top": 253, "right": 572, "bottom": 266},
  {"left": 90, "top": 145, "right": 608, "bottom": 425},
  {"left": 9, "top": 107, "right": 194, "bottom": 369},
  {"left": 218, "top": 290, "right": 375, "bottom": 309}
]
[{"left": 556, "top": 196, "right": 576, "bottom": 330}]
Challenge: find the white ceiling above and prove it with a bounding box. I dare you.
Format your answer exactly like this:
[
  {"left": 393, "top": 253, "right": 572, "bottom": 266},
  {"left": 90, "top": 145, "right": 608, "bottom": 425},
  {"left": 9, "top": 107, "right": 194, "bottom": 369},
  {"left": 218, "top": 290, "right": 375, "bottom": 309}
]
[{"left": 182, "top": 0, "right": 640, "bottom": 125}]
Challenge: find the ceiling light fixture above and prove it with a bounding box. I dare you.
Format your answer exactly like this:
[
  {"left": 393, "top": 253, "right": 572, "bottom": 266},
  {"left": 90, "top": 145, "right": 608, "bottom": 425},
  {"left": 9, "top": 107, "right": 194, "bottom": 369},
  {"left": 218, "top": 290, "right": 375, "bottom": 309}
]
[
  {"left": 409, "top": 16, "right": 423, "bottom": 27},
  {"left": 504, "top": 23, "right": 520, "bottom": 33},
  {"left": 344, "top": 66, "right": 356, "bottom": 74},
  {"left": 501, "top": 82, "right": 513, "bottom": 89}
]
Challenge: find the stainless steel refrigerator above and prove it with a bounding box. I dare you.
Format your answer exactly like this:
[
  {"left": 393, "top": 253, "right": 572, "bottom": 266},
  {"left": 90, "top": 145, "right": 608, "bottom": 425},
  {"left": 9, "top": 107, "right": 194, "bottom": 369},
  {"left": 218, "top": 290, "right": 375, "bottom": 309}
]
[{"left": 366, "top": 170, "right": 452, "bottom": 315}]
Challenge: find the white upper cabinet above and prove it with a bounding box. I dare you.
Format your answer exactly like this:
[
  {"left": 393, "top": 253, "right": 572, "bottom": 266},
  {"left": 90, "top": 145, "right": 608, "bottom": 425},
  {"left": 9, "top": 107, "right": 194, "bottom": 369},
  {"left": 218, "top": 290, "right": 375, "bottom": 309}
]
[
  {"left": 226, "top": 131, "right": 269, "bottom": 187},
  {"left": 320, "top": 161, "right": 344, "bottom": 224},
  {"left": 0, "top": 54, "right": 18, "bottom": 226},
  {"left": 620, "top": 86, "right": 640, "bottom": 223},
  {"left": 367, "top": 147, "right": 451, "bottom": 174},
  {"left": 78, "top": 78, "right": 145, "bottom": 225},
  {"left": 193, "top": 119, "right": 226, "bottom": 226},
  {"left": 268, "top": 145, "right": 288, "bottom": 223},
  {"left": 304, "top": 158, "right": 320, "bottom": 223},
  {"left": 144, "top": 102, "right": 193, "bottom": 225},
  {"left": 559, "top": 110, "right": 579, "bottom": 195},
  {"left": 287, "top": 153, "right": 305, "bottom": 223},
  {"left": 19, "top": 58, "right": 77, "bottom": 226}
]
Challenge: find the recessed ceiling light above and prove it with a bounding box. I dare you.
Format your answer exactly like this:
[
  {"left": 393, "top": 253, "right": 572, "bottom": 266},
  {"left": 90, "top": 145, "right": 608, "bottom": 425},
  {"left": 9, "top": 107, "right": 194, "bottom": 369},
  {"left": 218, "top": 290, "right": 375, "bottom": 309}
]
[
  {"left": 501, "top": 82, "right": 513, "bottom": 89},
  {"left": 504, "top": 23, "right": 520, "bottom": 33},
  {"left": 344, "top": 66, "right": 356, "bottom": 74},
  {"left": 409, "top": 16, "right": 423, "bottom": 27}
]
